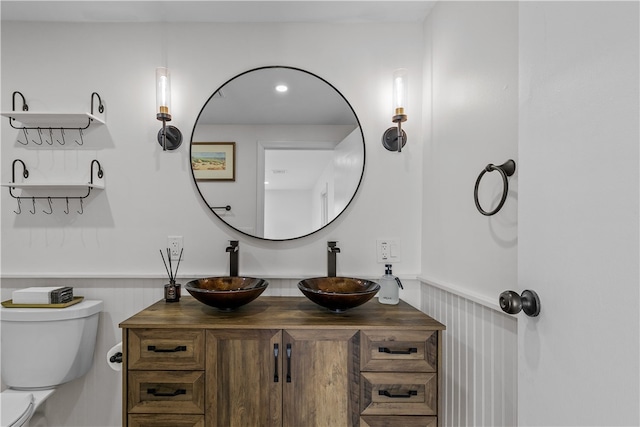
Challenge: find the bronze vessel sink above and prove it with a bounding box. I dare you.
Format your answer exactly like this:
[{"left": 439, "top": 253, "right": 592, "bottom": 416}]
[
  {"left": 185, "top": 276, "right": 268, "bottom": 310},
  {"left": 298, "top": 277, "right": 380, "bottom": 313}
]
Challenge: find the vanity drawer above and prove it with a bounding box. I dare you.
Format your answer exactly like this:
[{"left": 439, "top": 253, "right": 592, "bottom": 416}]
[
  {"left": 128, "top": 329, "right": 204, "bottom": 370},
  {"left": 128, "top": 370, "right": 205, "bottom": 414},
  {"left": 360, "top": 415, "right": 437, "bottom": 427},
  {"left": 360, "top": 372, "right": 437, "bottom": 416},
  {"left": 128, "top": 414, "right": 205, "bottom": 427},
  {"left": 361, "top": 330, "right": 438, "bottom": 372}
]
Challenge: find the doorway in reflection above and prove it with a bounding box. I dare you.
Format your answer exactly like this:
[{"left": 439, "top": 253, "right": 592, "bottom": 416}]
[{"left": 262, "top": 146, "right": 334, "bottom": 239}]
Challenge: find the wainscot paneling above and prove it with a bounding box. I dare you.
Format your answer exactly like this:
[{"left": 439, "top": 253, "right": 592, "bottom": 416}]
[{"left": 420, "top": 279, "right": 517, "bottom": 427}]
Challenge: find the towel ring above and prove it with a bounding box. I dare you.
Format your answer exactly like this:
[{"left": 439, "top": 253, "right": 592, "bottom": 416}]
[{"left": 474, "top": 159, "right": 516, "bottom": 216}]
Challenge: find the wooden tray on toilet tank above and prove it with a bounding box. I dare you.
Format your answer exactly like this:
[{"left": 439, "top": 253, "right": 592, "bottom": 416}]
[{"left": 1, "top": 296, "right": 84, "bottom": 308}]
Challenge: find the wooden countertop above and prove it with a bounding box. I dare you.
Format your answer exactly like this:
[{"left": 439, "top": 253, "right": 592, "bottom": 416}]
[{"left": 119, "top": 296, "right": 445, "bottom": 331}]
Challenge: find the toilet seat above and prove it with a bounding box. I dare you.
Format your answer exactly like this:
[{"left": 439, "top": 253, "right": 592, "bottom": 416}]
[{"left": 0, "top": 391, "right": 34, "bottom": 427}]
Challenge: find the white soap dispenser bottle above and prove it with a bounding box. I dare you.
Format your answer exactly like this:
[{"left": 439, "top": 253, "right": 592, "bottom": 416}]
[{"left": 378, "top": 264, "right": 403, "bottom": 305}]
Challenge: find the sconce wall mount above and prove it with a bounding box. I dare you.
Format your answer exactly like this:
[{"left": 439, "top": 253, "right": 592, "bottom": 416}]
[{"left": 382, "top": 121, "right": 407, "bottom": 152}]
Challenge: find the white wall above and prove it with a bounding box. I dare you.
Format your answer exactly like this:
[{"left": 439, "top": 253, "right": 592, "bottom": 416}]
[
  {"left": 420, "top": 1, "right": 518, "bottom": 305},
  {"left": 1, "top": 21, "right": 425, "bottom": 279},
  {"left": 333, "top": 127, "right": 364, "bottom": 216},
  {"left": 420, "top": 2, "right": 519, "bottom": 425},
  {"left": 1, "top": 20, "right": 425, "bottom": 426},
  {"left": 264, "top": 189, "right": 313, "bottom": 238}
]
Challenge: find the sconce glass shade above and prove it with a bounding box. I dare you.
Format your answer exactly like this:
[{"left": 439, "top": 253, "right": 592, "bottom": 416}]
[
  {"left": 383, "top": 68, "right": 408, "bottom": 152},
  {"left": 155, "top": 67, "right": 182, "bottom": 150},
  {"left": 156, "top": 67, "right": 172, "bottom": 121},
  {"left": 392, "top": 68, "right": 408, "bottom": 122}
]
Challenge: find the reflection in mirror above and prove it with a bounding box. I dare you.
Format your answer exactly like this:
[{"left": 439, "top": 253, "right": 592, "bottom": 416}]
[{"left": 190, "top": 66, "right": 365, "bottom": 241}]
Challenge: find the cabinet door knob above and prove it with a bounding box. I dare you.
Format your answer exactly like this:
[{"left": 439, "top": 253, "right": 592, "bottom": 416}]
[{"left": 499, "top": 289, "right": 541, "bottom": 317}]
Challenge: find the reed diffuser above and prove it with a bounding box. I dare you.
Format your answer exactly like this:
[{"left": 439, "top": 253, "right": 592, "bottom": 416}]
[{"left": 160, "top": 247, "right": 183, "bottom": 302}]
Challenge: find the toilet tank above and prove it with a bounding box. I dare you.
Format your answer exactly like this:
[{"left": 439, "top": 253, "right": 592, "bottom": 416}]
[{"left": 0, "top": 300, "right": 103, "bottom": 389}]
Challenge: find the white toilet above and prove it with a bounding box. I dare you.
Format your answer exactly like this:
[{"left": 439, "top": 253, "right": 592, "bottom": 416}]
[{"left": 0, "top": 300, "right": 103, "bottom": 427}]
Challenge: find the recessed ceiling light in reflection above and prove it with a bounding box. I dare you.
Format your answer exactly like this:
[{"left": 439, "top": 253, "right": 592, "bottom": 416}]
[{"left": 275, "top": 85, "right": 288, "bottom": 93}]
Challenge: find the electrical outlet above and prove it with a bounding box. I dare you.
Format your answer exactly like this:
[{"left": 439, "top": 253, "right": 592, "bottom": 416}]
[
  {"left": 377, "top": 239, "right": 401, "bottom": 263},
  {"left": 168, "top": 236, "right": 183, "bottom": 261}
]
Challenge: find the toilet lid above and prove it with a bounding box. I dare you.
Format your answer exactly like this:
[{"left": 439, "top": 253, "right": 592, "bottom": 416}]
[{"left": 1, "top": 392, "right": 34, "bottom": 427}]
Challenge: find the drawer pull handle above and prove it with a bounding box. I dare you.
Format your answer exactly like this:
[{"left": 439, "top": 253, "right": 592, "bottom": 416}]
[
  {"left": 378, "top": 347, "right": 417, "bottom": 355},
  {"left": 147, "top": 345, "right": 187, "bottom": 353},
  {"left": 378, "top": 389, "right": 418, "bottom": 398},
  {"left": 286, "top": 343, "right": 292, "bottom": 383},
  {"left": 147, "top": 388, "right": 186, "bottom": 397},
  {"left": 274, "top": 343, "right": 279, "bottom": 383}
]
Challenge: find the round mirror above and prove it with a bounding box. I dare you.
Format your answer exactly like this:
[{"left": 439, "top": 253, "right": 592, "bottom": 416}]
[{"left": 190, "top": 66, "right": 365, "bottom": 241}]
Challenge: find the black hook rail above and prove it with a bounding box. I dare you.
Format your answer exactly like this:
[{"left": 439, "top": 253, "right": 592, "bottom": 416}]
[
  {"left": 6, "top": 92, "right": 105, "bottom": 145},
  {"left": 474, "top": 159, "right": 516, "bottom": 216},
  {"left": 8, "top": 159, "right": 104, "bottom": 215}
]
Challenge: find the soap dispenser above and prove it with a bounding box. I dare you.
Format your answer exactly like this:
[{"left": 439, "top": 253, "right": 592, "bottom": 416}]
[{"left": 378, "top": 264, "right": 403, "bottom": 305}]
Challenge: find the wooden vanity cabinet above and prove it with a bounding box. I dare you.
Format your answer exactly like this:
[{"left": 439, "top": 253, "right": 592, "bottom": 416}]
[
  {"left": 206, "top": 328, "right": 359, "bottom": 427},
  {"left": 120, "top": 297, "right": 444, "bottom": 427}
]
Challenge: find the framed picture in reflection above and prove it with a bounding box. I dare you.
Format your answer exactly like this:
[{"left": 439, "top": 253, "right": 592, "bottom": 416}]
[{"left": 191, "top": 142, "right": 236, "bottom": 181}]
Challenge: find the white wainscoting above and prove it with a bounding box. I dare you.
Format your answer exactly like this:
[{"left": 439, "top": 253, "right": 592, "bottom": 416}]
[{"left": 420, "top": 279, "right": 518, "bottom": 427}]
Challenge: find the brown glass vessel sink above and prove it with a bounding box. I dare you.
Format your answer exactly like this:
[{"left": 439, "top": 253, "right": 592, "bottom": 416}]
[
  {"left": 298, "top": 277, "right": 380, "bottom": 313},
  {"left": 185, "top": 277, "right": 268, "bottom": 310}
]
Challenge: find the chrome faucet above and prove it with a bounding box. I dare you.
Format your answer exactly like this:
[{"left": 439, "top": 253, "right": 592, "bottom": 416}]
[
  {"left": 226, "top": 240, "right": 239, "bottom": 277},
  {"left": 327, "top": 241, "right": 340, "bottom": 277}
]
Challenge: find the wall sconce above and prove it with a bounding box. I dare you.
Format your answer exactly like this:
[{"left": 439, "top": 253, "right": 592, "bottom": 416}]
[
  {"left": 382, "top": 68, "right": 408, "bottom": 152},
  {"left": 156, "top": 67, "right": 182, "bottom": 151}
]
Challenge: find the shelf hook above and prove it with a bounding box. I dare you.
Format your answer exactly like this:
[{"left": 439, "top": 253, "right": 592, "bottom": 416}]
[
  {"left": 91, "top": 92, "right": 104, "bottom": 115},
  {"left": 64, "top": 197, "right": 70, "bottom": 215},
  {"left": 90, "top": 159, "right": 104, "bottom": 183},
  {"left": 14, "top": 197, "right": 22, "bottom": 215},
  {"left": 43, "top": 197, "right": 53, "bottom": 215},
  {"left": 11, "top": 91, "right": 28, "bottom": 112},
  {"left": 75, "top": 128, "right": 84, "bottom": 146},
  {"left": 40, "top": 128, "right": 53, "bottom": 145},
  {"left": 25, "top": 128, "right": 39, "bottom": 145},
  {"left": 29, "top": 197, "right": 36, "bottom": 215},
  {"left": 11, "top": 159, "right": 29, "bottom": 184},
  {"left": 17, "top": 128, "right": 29, "bottom": 145},
  {"left": 34, "top": 127, "right": 44, "bottom": 145},
  {"left": 77, "top": 198, "right": 84, "bottom": 215},
  {"left": 56, "top": 128, "right": 66, "bottom": 145}
]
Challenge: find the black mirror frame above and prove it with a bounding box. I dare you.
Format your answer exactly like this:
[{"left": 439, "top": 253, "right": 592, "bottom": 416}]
[{"left": 189, "top": 66, "right": 366, "bottom": 242}]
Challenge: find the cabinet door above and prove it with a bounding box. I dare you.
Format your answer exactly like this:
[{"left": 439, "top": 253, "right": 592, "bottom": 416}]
[
  {"left": 206, "top": 329, "right": 282, "bottom": 427},
  {"left": 283, "top": 329, "right": 360, "bottom": 427}
]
